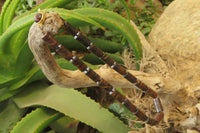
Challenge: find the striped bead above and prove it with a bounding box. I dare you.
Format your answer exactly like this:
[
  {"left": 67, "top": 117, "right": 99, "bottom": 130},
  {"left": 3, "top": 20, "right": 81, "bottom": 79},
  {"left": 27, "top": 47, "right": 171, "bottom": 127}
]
[
  {"left": 84, "top": 67, "right": 90, "bottom": 74},
  {"left": 70, "top": 56, "right": 76, "bottom": 63},
  {"left": 109, "top": 88, "right": 116, "bottom": 95},
  {"left": 111, "top": 62, "right": 116, "bottom": 69},
  {"left": 55, "top": 44, "right": 62, "bottom": 52},
  {"left": 74, "top": 32, "right": 80, "bottom": 40},
  {"left": 87, "top": 42, "right": 93, "bottom": 50},
  {"left": 122, "top": 72, "right": 128, "bottom": 78},
  {"left": 96, "top": 77, "right": 102, "bottom": 85},
  {"left": 133, "top": 107, "right": 139, "bottom": 114},
  {"left": 121, "top": 99, "right": 127, "bottom": 105}
]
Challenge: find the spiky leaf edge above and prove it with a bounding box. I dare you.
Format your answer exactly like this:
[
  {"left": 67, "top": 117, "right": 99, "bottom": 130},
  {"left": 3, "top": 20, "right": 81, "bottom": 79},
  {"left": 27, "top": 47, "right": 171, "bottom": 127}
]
[{"left": 13, "top": 84, "right": 131, "bottom": 133}]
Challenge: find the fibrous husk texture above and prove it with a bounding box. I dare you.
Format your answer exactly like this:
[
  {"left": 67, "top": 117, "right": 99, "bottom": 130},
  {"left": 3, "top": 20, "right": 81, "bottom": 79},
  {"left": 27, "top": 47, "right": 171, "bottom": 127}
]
[{"left": 142, "top": 0, "right": 200, "bottom": 132}]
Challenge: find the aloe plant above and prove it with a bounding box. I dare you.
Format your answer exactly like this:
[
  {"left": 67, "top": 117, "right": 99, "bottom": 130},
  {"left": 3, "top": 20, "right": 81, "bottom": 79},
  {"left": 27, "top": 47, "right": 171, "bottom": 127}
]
[{"left": 0, "top": 0, "right": 143, "bottom": 132}]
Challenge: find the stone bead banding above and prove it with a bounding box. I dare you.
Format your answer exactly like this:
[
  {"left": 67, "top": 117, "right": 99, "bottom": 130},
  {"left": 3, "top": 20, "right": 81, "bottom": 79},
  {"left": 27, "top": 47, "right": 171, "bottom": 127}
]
[
  {"left": 55, "top": 44, "right": 62, "bottom": 52},
  {"left": 87, "top": 43, "right": 93, "bottom": 50},
  {"left": 122, "top": 72, "right": 128, "bottom": 78},
  {"left": 111, "top": 62, "right": 116, "bottom": 69},
  {"left": 153, "top": 98, "right": 163, "bottom": 112},
  {"left": 133, "top": 107, "right": 139, "bottom": 114},
  {"left": 70, "top": 56, "right": 76, "bottom": 63},
  {"left": 96, "top": 77, "right": 102, "bottom": 85},
  {"left": 109, "top": 88, "right": 116, "bottom": 95},
  {"left": 74, "top": 32, "right": 80, "bottom": 40},
  {"left": 84, "top": 67, "right": 90, "bottom": 74},
  {"left": 121, "top": 99, "right": 127, "bottom": 105}
]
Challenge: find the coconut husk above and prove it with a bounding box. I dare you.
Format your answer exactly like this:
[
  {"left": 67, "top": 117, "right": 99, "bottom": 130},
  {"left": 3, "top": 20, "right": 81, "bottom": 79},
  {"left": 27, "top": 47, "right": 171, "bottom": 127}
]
[{"left": 143, "top": 0, "right": 200, "bottom": 132}]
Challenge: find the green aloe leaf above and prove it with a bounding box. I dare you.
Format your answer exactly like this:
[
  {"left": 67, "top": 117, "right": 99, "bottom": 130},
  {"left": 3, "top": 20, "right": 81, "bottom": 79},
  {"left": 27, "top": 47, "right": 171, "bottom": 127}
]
[
  {"left": 10, "top": 107, "right": 63, "bottom": 133},
  {"left": 0, "top": 86, "right": 23, "bottom": 102},
  {"left": 50, "top": 116, "right": 77, "bottom": 133},
  {"left": 56, "top": 35, "right": 123, "bottom": 53},
  {"left": 0, "top": 13, "right": 34, "bottom": 54},
  {"left": 44, "top": 8, "right": 104, "bottom": 29},
  {"left": 2, "top": 0, "right": 20, "bottom": 32},
  {"left": 89, "top": 37, "right": 123, "bottom": 53},
  {"left": 13, "top": 84, "right": 131, "bottom": 133},
  {"left": 119, "top": 0, "right": 131, "bottom": 20},
  {"left": 13, "top": 41, "right": 34, "bottom": 76},
  {"left": 8, "top": 65, "right": 41, "bottom": 90},
  {"left": 0, "top": 99, "right": 26, "bottom": 133},
  {"left": 0, "top": 0, "right": 11, "bottom": 35},
  {"left": 13, "top": 0, "right": 74, "bottom": 22},
  {"left": 9, "top": 28, "right": 29, "bottom": 57}
]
